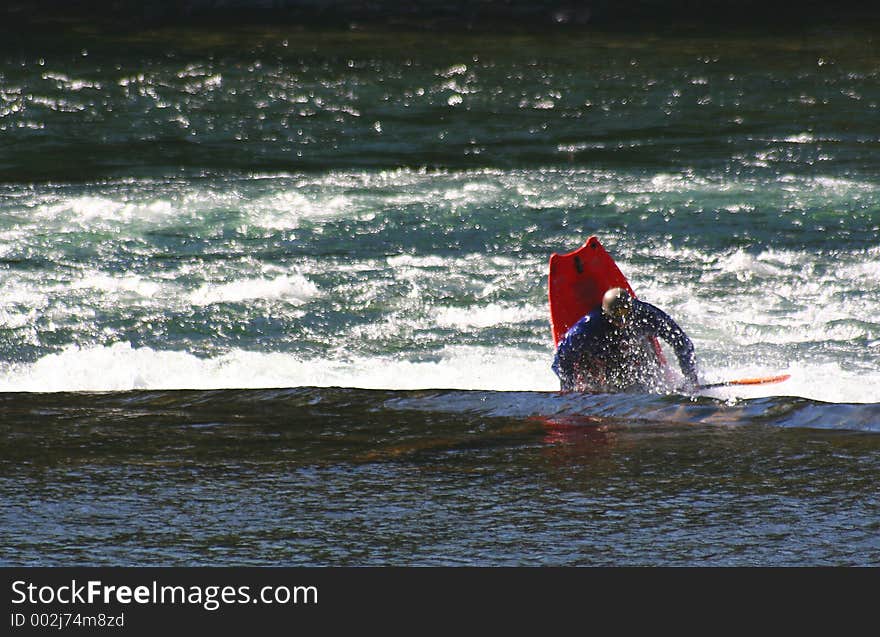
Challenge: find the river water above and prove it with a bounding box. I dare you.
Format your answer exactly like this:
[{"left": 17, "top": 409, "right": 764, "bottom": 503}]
[{"left": 1, "top": 24, "right": 878, "bottom": 565}]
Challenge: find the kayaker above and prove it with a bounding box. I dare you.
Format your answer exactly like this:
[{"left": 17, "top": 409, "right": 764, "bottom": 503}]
[{"left": 552, "top": 287, "right": 699, "bottom": 393}]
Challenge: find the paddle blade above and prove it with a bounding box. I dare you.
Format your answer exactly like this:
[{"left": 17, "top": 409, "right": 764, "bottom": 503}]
[{"left": 698, "top": 374, "right": 791, "bottom": 390}]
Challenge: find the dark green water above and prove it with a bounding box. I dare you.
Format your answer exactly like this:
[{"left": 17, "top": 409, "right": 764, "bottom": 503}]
[
  {"left": 2, "top": 388, "right": 879, "bottom": 566},
  {"left": 1, "top": 24, "right": 879, "bottom": 565}
]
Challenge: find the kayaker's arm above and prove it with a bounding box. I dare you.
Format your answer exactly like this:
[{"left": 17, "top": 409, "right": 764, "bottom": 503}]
[
  {"left": 638, "top": 301, "right": 698, "bottom": 387},
  {"left": 552, "top": 311, "right": 602, "bottom": 392},
  {"left": 552, "top": 329, "right": 581, "bottom": 392}
]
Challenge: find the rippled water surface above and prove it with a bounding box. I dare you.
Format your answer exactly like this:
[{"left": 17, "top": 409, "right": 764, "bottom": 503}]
[{"left": 1, "top": 24, "right": 879, "bottom": 565}]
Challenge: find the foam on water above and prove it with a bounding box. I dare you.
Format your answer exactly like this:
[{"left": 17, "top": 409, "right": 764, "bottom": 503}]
[
  {"left": 189, "top": 274, "right": 318, "bottom": 306},
  {"left": 70, "top": 271, "right": 162, "bottom": 299},
  {"left": 0, "top": 343, "right": 558, "bottom": 393},
  {"left": 0, "top": 340, "right": 877, "bottom": 404},
  {"left": 34, "top": 194, "right": 180, "bottom": 231},
  {"left": 695, "top": 362, "right": 879, "bottom": 404},
  {"left": 433, "top": 303, "right": 540, "bottom": 329},
  {"left": 1, "top": 169, "right": 878, "bottom": 407},
  {"left": 244, "top": 190, "right": 357, "bottom": 230}
]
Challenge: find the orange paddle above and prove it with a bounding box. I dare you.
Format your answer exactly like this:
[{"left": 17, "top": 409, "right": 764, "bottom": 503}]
[{"left": 697, "top": 374, "right": 791, "bottom": 390}]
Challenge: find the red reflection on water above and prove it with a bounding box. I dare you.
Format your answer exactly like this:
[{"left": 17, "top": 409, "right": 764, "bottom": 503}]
[{"left": 533, "top": 415, "right": 618, "bottom": 448}]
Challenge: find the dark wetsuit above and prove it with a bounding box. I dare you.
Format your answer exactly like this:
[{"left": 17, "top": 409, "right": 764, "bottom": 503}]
[{"left": 552, "top": 299, "right": 698, "bottom": 393}]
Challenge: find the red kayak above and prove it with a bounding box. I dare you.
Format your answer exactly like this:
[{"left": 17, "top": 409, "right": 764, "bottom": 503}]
[{"left": 547, "top": 235, "right": 667, "bottom": 368}]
